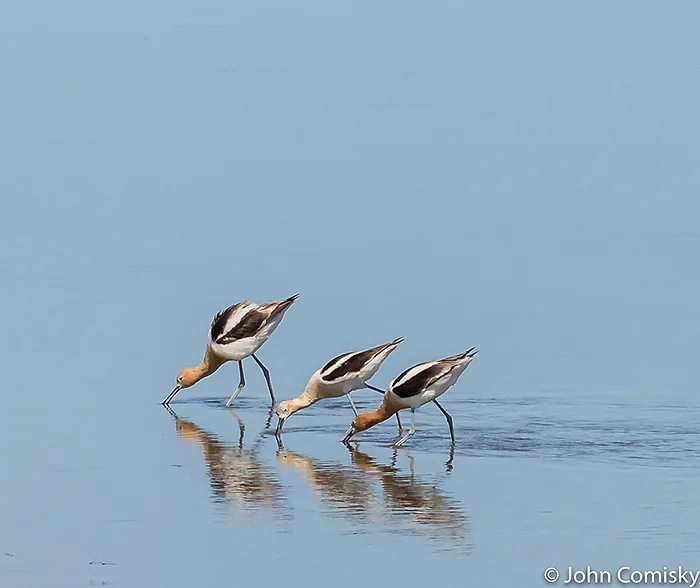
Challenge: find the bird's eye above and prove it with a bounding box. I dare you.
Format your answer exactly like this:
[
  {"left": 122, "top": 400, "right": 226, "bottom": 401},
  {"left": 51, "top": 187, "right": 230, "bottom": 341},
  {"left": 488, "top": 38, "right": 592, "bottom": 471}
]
[{"left": 177, "top": 376, "right": 183, "bottom": 383}]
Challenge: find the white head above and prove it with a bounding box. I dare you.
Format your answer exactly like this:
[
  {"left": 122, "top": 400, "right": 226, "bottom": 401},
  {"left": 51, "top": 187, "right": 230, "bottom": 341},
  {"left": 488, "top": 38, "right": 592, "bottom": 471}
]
[{"left": 274, "top": 397, "right": 312, "bottom": 437}]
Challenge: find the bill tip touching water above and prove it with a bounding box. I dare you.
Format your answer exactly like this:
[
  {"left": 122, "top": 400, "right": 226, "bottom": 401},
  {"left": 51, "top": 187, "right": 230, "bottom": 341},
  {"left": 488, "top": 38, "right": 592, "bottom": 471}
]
[
  {"left": 165, "top": 291, "right": 478, "bottom": 451},
  {"left": 342, "top": 348, "right": 478, "bottom": 446},
  {"left": 274, "top": 336, "right": 406, "bottom": 438},
  {"left": 163, "top": 294, "right": 300, "bottom": 406}
]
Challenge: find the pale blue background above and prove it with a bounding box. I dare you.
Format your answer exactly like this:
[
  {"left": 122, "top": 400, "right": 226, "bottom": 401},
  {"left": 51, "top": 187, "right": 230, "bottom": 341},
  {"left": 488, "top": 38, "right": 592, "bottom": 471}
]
[{"left": 1, "top": 2, "right": 699, "bottom": 587}]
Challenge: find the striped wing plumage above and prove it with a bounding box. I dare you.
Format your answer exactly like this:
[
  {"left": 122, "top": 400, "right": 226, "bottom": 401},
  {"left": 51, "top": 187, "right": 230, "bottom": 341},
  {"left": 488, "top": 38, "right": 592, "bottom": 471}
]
[
  {"left": 210, "top": 302, "right": 252, "bottom": 342},
  {"left": 320, "top": 338, "right": 403, "bottom": 383},
  {"left": 210, "top": 295, "right": 299, "bottom": 345},
  {"left": 390, "top": 348, "right": 476, "bottom": 399}
]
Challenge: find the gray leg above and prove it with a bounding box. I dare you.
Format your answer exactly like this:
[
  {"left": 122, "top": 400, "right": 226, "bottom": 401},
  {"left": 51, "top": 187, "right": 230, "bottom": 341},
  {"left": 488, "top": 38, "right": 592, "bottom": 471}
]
[
  {"left": 346, "top": 393, "right": 358, "bottom": 416},
  {"left": 446, "top": 444, "right": 455, "bottom": 472},
  {"left": 225, "top": 361, "right": 246, "bottom": 407},
  {"left": 433, "top": 399, "right": 455, "bottom": 444},
  {"left": 252, "top": 353, "right": 275, "bottom": 404},
  {"left": 365, "top": 385, "right": 402, "bottom": 432},
  {"left": 393, "top": 408, "right": 416, "bottom": 447},
  {"left": 264, "top": 403, "right": 274, "bottom": 430},
  {"left": 395, "top": 412, "right": 403, "bottom": 433}
]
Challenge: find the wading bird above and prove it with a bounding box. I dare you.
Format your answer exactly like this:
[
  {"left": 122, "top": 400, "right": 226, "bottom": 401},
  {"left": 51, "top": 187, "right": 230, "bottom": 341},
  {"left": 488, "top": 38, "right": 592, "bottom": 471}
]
[
  {"left": 342, "top": 348, "right": 478, "bottom": 447},
  {"left": 275, "top": 338, "right": 405, "bottom": 437},
  {"left": 163, "top": 295, "right": 299, "bottom": 406}
]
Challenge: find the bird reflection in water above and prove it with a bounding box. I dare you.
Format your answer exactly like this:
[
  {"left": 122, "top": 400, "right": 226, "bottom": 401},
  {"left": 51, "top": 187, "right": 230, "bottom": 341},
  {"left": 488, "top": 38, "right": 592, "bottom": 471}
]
[
  {"left": 165, "top": 406, "right": 287, "bottom": 518},
  {"left": 276, "top": 441, "right": 470, "bottom": 552}
]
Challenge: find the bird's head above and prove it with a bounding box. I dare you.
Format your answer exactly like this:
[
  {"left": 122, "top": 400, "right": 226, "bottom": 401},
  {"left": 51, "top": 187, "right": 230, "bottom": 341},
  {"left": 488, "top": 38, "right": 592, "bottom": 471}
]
[
  {"left": 274, "top": 399, "right": 296, "bottom": 437},
  {"left": 175, "top": 367, "right": 200, "bottom": 389},
  {"left": 342, "top": 413, "right": 378, "bottom": 444}
]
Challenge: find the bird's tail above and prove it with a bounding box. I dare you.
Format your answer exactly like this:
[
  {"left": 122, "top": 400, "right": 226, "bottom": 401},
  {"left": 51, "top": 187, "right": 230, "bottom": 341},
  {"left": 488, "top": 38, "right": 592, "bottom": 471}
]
[
  {"left": 370, "top": 337, "right": 404, "bottom": 356},
  {"left": 444, "top": 347, "right": 478, "bottom": 362},
  {"left": 268, "top": 294, "right": 300, "bottom": 320}
]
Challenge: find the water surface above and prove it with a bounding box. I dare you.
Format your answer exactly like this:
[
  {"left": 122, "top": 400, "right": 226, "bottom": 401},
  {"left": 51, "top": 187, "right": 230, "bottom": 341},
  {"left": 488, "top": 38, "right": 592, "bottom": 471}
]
[{"left": 2, "top": 1, "right": 700, "bottom": 587}]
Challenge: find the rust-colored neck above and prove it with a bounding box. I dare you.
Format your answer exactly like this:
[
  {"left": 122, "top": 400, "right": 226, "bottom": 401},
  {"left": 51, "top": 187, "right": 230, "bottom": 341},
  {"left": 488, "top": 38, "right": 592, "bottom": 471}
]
[{"left": 355, "top": 398, "right": 400, "bottom": 432}]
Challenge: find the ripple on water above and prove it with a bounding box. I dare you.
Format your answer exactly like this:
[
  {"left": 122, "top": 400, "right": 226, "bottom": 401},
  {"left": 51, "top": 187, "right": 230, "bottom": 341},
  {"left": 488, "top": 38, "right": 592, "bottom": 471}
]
[{"left": 452, "top": 395, "right": 700, "bottom": 466}]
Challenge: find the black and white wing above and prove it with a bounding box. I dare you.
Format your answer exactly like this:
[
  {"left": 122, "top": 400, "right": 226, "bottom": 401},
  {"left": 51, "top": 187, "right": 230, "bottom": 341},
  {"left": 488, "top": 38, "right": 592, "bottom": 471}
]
[
  {"left": 209, "top": 295, "right": 299, "bottom": 346},
  {"left": 209, "top": 301, "right": 253, "bottom": 343},
  {"left": 390, "top": 348, "right": 477, "bottom": 399},
  {"left": 319, "top": 338, "right": 404, "bottom": 383}
]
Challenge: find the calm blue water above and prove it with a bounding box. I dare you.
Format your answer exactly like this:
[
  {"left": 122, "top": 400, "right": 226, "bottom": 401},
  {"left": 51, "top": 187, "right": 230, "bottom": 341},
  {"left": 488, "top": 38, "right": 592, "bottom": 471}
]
[
  {"left": 4, "top": 392, "right": 700, "bottom": 587},
  {"left": 2, "top": 2, "right": 700, "bottom": 587}
]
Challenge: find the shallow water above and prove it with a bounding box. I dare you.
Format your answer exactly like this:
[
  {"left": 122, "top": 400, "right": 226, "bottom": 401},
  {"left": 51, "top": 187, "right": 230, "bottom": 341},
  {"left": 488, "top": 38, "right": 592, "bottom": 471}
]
[
  {"left": 4, "top": 384, "right": 700, "bottom": 588},
  {"left": 3, "top": 1, "right": 700, "bottom": 586}
]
